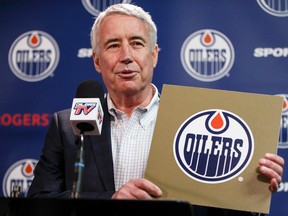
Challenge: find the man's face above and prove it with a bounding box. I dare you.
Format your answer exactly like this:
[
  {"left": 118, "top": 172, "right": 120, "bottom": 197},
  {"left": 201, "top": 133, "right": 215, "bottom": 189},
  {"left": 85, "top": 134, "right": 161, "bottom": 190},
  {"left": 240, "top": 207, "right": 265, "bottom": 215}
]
[{"left": 93, "top": 14, "right": 158, "bottom": 97}]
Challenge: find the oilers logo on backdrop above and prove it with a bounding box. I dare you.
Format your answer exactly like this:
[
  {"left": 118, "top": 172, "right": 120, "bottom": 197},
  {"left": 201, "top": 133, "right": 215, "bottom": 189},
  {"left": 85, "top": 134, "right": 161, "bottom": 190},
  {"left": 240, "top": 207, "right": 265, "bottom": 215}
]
[
  {"left": 81, "top": 0, "right": 132, "bottom": 16},
  {"left": 174, "top": 109, "right": 254, "bottom": 183},
  {"left": 276, "top": 94, "right": 288, "bottom": 149},
  {"left": 8, "top": 30, "right": 60, "bottom": 82},
  {"left": 2, "top": 159, "right": 37, "bottom": 197},
  {"left": 79, "top": 0, "right": 132, "bottom": 58},
  {"left": 180, "top": 29, "right": 235, "bottom": 82},
  {"left": 257, "top": 0, "right": 288, "bottom": 17}
]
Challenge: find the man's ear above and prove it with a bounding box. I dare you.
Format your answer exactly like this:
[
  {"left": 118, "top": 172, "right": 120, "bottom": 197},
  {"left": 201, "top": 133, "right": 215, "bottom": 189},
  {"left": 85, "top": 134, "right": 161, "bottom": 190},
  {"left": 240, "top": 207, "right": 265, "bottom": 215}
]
[
  {"left": 152, "top": 44, "right": 159, "bottom": 68},
  {"left": 93, "top": 52, "right": 101, "bottom": 74}
]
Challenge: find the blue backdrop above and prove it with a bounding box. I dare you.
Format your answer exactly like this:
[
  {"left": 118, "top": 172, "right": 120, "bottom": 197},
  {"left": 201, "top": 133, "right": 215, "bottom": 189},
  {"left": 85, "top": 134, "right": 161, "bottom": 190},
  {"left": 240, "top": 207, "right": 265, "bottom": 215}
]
[{"left": 1, "top": 0, "right": 287, "bottom": 215}]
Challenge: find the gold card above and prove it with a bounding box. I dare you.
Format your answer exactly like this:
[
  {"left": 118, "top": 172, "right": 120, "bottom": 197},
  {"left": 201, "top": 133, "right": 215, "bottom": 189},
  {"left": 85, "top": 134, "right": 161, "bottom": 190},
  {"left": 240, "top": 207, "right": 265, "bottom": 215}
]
[{"left": 145, "top": 84, "right": 283, "bottom": 213}]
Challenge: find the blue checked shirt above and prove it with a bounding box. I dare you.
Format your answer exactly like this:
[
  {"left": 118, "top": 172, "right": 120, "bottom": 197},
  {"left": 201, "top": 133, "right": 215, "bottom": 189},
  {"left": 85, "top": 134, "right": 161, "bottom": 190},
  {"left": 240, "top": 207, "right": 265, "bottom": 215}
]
[{"left": 107, "top": 84, "right": 160, "bottom": 190}]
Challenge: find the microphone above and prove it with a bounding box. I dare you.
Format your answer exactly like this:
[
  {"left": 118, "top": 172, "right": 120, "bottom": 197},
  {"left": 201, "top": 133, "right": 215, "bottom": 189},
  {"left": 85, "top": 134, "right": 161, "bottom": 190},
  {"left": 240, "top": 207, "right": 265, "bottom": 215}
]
[
  {"left": 70, "top": 80, "right": 105, "bottom": 199},
  {"left": 70, "top": 80, "right": 105, "bottom": 136}
]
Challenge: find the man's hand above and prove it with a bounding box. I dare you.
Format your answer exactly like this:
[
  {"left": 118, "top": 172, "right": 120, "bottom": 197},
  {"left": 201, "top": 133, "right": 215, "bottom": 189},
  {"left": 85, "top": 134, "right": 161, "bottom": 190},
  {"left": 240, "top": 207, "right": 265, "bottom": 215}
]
[
  {"left": 112, "top": 178, "right": 162, "bottom": 200},
  {"left": 258, "top": 153, "right": 284, "bottom": 192}
]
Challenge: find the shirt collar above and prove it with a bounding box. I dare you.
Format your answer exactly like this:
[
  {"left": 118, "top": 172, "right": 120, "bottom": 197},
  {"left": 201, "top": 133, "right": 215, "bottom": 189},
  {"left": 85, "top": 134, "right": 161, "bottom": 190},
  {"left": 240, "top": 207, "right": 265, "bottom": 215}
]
[{"left": 107, "top": 83, "right": 160, "bottom": 118}]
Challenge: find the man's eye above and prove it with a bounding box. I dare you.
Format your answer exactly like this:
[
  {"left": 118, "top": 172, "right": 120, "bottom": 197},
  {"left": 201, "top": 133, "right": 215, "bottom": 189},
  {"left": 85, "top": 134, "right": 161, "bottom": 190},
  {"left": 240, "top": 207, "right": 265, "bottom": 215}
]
[
  {"left": 132, "top": 41, "right": 144, "bottom": 47},
  {"left": 107, "top": 44, "right": 119, "bottom": 49}
]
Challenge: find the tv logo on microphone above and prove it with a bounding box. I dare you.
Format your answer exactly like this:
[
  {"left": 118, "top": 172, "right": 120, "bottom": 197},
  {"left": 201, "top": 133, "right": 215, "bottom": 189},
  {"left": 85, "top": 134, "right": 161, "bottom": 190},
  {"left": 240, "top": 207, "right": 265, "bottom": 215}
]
[
  {"left": 73, "top": 102, "right": 103, "bottom": 124},
  {"left": 173, "top": 109, "right": 254, "bottom": 184},
  {"left": 73, "top": 102, "right": 97, "bottom": 115},
  {"left": 70, "top": 98, "right": 104, "bottom": 136}
]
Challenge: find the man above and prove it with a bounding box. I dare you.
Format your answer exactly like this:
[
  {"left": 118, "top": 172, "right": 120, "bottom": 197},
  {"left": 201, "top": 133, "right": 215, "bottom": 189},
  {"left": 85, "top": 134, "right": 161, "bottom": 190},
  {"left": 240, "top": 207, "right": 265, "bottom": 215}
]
[{"left": 27, "top": 3, "right": 284, "bottom": 215}]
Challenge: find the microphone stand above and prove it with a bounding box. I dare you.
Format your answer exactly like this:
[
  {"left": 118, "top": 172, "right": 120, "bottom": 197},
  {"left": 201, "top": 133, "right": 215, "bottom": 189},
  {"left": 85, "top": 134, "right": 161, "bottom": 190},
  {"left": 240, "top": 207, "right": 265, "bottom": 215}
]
[
  {"left": 71, "top": 122, "right": 94, "bottom": 199},
  {"left": 71, "top": 131, "right": 85, "bottom": 199}
]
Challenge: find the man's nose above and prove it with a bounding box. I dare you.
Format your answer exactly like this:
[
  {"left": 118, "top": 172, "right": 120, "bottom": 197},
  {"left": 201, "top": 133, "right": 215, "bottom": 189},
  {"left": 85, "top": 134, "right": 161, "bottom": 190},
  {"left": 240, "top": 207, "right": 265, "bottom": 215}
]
[{"left": 119, "top": 45, "right": 133, "bottom": 64}]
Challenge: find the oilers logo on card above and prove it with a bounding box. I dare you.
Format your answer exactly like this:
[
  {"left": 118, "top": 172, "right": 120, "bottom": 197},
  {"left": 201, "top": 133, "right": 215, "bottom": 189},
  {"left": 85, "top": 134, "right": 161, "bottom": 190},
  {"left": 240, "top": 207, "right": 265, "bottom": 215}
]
[
  {"left": 2, "top": 159, "right": 37, "bottom": 197},
  {"left": 276, "top": 94, "right": 288, "bottom": 149},
  {"left": 8, "top": 30, "right": 60, "bottom": 82},
  {"left": 174, "top": 109, "right": 254, "bottom": 184},
  {"left": 180, "top": 29, "right": 235, "bottom": 82}
]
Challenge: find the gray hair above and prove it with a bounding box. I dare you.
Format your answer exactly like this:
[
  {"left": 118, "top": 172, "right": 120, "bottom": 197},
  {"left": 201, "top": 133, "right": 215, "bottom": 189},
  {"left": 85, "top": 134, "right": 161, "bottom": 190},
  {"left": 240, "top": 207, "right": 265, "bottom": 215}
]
[{"left": 90, "top": 3, "right": 157, "bottom": 54}]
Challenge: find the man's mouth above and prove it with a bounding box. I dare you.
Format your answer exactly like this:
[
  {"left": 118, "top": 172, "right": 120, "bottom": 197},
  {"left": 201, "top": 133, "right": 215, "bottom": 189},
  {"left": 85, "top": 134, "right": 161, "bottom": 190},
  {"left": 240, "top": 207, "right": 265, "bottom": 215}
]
[{"left": 116, "top": 70, "right": 138, "bottom": 79}]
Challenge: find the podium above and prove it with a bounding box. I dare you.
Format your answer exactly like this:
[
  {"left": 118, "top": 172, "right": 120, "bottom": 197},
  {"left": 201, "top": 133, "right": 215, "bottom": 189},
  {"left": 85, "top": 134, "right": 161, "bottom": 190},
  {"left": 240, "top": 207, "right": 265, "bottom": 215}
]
[{"left": 0, "top": 197, "right": 192, "bottom": 216}]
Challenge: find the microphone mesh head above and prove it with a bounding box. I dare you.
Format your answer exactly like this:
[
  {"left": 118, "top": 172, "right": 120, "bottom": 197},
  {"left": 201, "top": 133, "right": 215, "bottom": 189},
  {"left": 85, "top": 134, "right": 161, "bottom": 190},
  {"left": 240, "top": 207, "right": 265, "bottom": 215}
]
[{"left": 75, "top": 80, "right": 105, "bottom": 104}]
